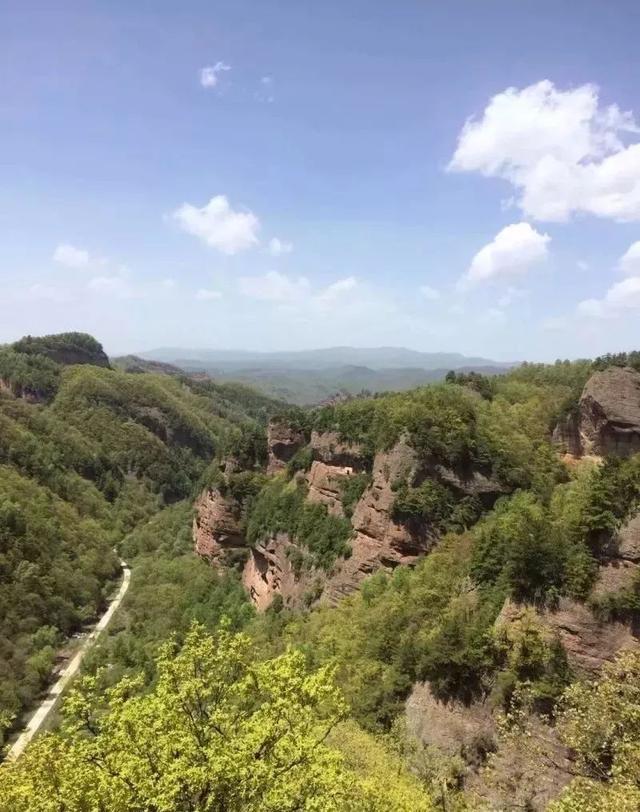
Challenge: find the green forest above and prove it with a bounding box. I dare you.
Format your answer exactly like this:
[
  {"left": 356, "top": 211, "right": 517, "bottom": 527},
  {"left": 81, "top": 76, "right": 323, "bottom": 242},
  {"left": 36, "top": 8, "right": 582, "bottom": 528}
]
[{"left": 1, "top": 334, "right": 640, "bottom": 810}]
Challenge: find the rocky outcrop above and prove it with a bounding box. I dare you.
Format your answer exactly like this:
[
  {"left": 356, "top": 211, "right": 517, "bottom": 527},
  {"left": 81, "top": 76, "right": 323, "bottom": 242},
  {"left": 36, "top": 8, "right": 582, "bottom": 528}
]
[
  {"left": 192, "top": 488, "right": 246, "bottom": 567},
  {"left": 266, "top": 419, "right": 306, "bottom": 474},
  {"left": 309, "top": 430, "right": 366, "bottom": 468},
  {"left": 323, "top": 439, "right": 435, "bottom": 603},
  {"left": 593, "top": 510, "right": 640, "bottom": 599},
  {"left": 556, "top": 367, "right": 640, "bottom": 458},
  {"left": 195, "top": 428, "right": 510, "bottom": 610},
  {"left": 499, "top": 598, "right": 637, "bottom": 677},
  {"left": 551, "top": 414, "right": 582, "bottom": 457},
  {"left": 306, "top": 460, "right": 353, "bottom": 517},
  {"left": 406, "top": 682, "right": 573, "bottom": 811},
  {"left": 431, "top": 464, "right": 508, "bottom": 506},
  {"left": 242, "top": 533, "right": 319, "bottom": 611}
]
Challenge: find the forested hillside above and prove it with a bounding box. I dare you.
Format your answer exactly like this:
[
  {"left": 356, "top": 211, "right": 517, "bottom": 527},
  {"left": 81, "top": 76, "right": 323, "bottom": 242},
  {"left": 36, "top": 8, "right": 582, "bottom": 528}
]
[
  {"left": 0, "top": 333, "right": 281, "bottom": 744},
  {"left": 3, "top": 340, "right": 640, "bottom": 810}
]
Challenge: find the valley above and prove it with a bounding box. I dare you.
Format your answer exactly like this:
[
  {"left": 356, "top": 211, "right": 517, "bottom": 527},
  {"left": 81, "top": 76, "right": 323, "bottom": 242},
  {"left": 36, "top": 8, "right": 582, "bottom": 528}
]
[{"left": 1, "top": 333, "right": 640, "bottom": 810}]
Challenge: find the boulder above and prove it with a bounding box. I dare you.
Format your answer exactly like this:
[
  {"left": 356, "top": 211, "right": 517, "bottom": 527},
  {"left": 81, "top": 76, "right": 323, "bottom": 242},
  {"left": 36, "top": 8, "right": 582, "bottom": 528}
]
[{"left": 578, "top": 367, "right": 640, "bottom": 457}]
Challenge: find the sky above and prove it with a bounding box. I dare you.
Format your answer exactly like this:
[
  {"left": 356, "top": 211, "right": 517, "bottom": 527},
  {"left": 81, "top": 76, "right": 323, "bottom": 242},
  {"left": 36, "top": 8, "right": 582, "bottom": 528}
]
[{"left": 2, "top": 0, "right": 640, "bottom": 361}]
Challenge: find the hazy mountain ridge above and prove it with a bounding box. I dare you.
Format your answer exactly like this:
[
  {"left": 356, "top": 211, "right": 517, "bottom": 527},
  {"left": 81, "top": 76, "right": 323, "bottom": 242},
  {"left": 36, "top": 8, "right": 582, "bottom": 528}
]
[
  {"left": 139, "top": 345, "right": 511, "bottom": 372},
  {"left": 136, "top": 346, "right": 514, "bottom": 404}
]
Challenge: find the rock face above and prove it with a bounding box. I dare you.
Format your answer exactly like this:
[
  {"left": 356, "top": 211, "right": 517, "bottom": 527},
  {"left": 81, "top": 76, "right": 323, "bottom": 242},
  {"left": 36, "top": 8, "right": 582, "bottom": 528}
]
[
  {"left": 406, "top": 682, "right": 573, "bottom": 811},
  {"left": 557, "top": 367, "right": 640, "bottom": 458},
  {"left": 323, "top": 439, "right": 434, "bottom": 603},
  {"left": 308, "top": 430, "right": 365, "bottom": 468},
  {"left": 266, "top": 419, "right": 306, "bottom": 474},
  {"left": 593, "top": 510, "right": 640, "bottom": 599},
  {"left": 305, "top": 460, "right": 353, "bottom": 517},
  {"left": 192, "top": 488, "right": 246, "bottom": 567},
  {"left": 242, "top": 533, "right": 317, "bottom": 611},
  {"left": 194, "top": 427, "right": 511, "bottom": 610},
  {"left": 499, "top": 598, "right": 637, "bottom": 677}
]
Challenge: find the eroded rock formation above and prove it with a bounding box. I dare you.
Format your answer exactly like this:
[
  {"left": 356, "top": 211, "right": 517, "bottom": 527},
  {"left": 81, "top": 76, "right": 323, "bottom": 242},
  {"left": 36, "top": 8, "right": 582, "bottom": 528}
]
[
  {"left": 192, "top": 487, "right": 246, "bottom": 567},
  {"left": 266, "top": 419, "right": 306, "bottom": 474},
  {"left": 554, "top": 366, "right": 640, "bottom": 458}
]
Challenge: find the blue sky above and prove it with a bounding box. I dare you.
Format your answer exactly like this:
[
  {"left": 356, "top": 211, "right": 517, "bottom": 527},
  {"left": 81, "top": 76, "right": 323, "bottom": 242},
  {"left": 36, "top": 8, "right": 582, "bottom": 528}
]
[{"left": 2, "top": 0, "right": 640, "bottom": 360}]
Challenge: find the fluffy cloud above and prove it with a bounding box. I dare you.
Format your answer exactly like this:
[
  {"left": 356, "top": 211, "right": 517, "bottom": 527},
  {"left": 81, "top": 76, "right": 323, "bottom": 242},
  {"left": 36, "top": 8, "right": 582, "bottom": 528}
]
[
  {"left": 172, "top": 195, "right": 260, "bottom": 254},
  {"left": 195, "top": 288, "right": 222, "bottom": 301},
  {"left": 618, "top": 241, "right": 640, "bottom": 276},
  {"left": 239, "top": 271, "right": 310, "bottom": 302},
  {"left": 238, "top": 271, "right": 358, "bottom": 311},
  {"left": 268, "top": 237, "right": 293, "bottom": 256},
  {"left": 200, "top": 62, "right": 230, "bottom": 89},
  {"left": 315, "top": 276, "right": 357, "bottom": 306},
  {"left": 459, "top": 222, "right": 550, "bottom": 289},
  {"left": 576, "top": 241, "right": 640, "bottom": 318},
  {"left": 449, "top": 80, "right": 640, "bottom": 222},
  {"left": 419, "top": 285, "right": 440, "bottom": 301},
  {"left": 578, "top": 276, "right": 640, "bottom": 318},
  {"left": 53, "top": 243, "right": 91, "bottom": 269}
]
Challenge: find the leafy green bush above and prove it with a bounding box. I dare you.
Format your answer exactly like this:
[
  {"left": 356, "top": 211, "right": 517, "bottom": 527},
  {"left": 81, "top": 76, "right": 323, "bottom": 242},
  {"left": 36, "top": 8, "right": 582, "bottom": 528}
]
[
  {"left": 246, "top": 479, "right": 352, "bottom": 570},
  {"left": 339, "top": 472, "right": 372, "bottom": 517}
]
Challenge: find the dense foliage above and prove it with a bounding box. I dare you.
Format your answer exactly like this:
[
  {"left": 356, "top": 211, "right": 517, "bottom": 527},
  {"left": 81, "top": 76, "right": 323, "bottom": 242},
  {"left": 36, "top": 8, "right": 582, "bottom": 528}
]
[
  {"left": 6, "top": 337, "right": 640, "bottom": 808},
  {"left": 0, "top": 624, "right": 433, "bottom": 811},
  {"left": 549, "top": 648, "right": 640, "bottom": 811},
  {"left": 0, "top": 333, "right": 281, "bottom": 744},
  {"left": 246, "top": 478, "right": 353, "bottom": 570}
]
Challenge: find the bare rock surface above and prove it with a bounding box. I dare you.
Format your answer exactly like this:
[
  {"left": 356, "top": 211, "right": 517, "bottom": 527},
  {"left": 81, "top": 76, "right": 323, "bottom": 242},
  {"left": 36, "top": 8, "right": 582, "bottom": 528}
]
[
  {"left": 305, "top": 460, "right": 353, "bottom": 517},
  {"left": 616, "top": 511, "right": 640, "bottom": 561},
  {"left": 499, "top": 598, "right": 637, "bottom": 676},
  {"left": 193, "top": 488, "right": 245, "bottom": 566},
  {"left": 266, "top": 419, "right": 306, "bottom": 474},
  {"left": 308, "top": 430, "right": 366, "bottom": 468},
  {"left": 577, "top": 367, "right": 640, "bottom": 457},
  {"left": 323, "top": 439, "right": 435, "bottom": 603},
  {"left": 242, "top": 533, "right": 318, "bottom": 611},
  {"left": 406, "top": 681, "right": 573, "bottom": 811}
]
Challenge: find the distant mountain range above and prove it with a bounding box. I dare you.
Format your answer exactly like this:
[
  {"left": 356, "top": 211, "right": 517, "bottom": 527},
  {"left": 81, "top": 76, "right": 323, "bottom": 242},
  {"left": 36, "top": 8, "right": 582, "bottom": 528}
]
[
  {"left": 140, "top": 346, "right": 509, "bottom": 372},
  {"left": 132, "top": 346, "right": 515, "bottom": 405}
]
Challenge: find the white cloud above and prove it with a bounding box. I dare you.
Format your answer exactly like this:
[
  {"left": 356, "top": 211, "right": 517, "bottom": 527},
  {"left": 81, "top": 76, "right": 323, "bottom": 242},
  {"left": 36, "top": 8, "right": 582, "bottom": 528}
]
[
  {"left": 200, "top": 62, "right": 230, "bottom": 89},
  {"left": 172, "top": 195, "right": 260, "bottom": 255},
  {"left": 577, "top": 260, "right": 590, "bottom": 272},
  {"left": 315, "top": 276, "right": 357, "bottom": 307},
  {"left": 53, "top": 243, "right": 91, "bottom": 269},
  {"left": 449, "top": 80, "right": 640, "bottom": 222},
  {"left": 195, "top": 288, "right": 222, "bottom": 301},
  {"left": 419, "top": 285, "right": 440, "bottom": 301},
  {"left": 268, "top": 237, "right": 293, "bottom": 256},
  {"left": 239, "top": 271, "right": 310, "bottom": 302},
  {"left": 460, "top": 222, "right": 550, "bottom": 289},
  {"left": 578, "top": 275, "right": 640, "bottom": 319},
  {"left": 618, "top": 241, "right": 640, "bottom": 276},
  {"left": 160, "top": 278, "right": 176, "bottom": 289}
]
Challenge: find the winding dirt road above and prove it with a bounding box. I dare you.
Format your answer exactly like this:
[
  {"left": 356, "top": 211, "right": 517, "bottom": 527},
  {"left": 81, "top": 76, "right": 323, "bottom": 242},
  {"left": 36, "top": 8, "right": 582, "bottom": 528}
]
[{"left": 7, "top": 560, "right": 131, "bottom": 760}]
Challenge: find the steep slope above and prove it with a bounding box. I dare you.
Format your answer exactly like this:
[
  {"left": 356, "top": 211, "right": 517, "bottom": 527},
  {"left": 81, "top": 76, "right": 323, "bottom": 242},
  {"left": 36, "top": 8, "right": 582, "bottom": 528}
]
[
  {"left": 0, "top": 332, "right": 281, "bottom": 746},
  {"left": 194, "top": 376, "right": 562, "bottom": 611}
]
